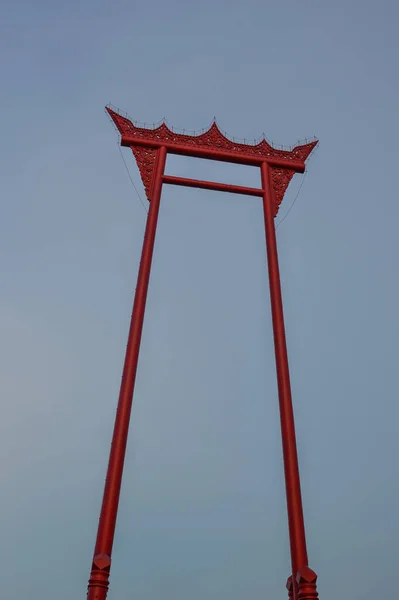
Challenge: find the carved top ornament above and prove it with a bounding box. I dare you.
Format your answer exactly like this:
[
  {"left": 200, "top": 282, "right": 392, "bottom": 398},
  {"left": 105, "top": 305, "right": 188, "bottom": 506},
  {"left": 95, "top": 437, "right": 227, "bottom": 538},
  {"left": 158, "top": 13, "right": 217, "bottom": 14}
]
[{"left": 106, "top": 106, "right": 317, "bottom": 212}]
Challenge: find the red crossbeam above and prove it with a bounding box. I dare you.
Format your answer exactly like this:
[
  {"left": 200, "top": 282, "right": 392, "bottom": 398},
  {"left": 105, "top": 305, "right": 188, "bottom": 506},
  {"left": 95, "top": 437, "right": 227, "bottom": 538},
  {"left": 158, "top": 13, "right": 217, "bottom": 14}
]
[
  {"left": 162, "top": 175, "right": 263, "bottom": 197},
  {"left": 121, "top": 135, "right": 306, "bottom": 172}
]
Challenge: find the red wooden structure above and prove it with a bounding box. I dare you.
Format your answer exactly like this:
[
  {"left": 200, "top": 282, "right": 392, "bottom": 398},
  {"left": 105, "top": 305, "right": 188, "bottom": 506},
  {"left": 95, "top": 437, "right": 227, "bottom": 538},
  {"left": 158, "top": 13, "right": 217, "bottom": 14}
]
[{"left": 86, "top": 107, "right": 319, "bottom": 600}]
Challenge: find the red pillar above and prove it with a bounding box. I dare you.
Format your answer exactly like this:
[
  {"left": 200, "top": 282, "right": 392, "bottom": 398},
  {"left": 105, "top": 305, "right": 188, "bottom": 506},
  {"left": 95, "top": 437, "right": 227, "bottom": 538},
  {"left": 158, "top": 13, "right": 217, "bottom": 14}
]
[
  {"left": 261, "top": 162, "right": 318, "bottom": 600},
  {"left": 87, "top": 146, "right": 167, "bottom": 600}
]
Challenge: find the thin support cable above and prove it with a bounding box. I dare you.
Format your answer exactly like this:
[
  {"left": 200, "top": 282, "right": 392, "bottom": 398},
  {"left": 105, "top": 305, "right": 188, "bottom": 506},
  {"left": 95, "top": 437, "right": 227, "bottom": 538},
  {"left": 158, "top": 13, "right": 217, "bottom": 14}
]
[
  {"left": 116, "top": 143, "right": 148, "bottom": 215},
  {"left": 276, "top": 172, "right": 307, "bottom": 229},
  {"left": 275, "top": 145, "right": 319, "bottom": 229}
]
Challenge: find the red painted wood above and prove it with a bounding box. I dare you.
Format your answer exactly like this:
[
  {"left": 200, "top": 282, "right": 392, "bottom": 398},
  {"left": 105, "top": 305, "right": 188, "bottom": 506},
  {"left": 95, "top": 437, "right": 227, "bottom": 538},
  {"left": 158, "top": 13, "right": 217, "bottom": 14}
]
[{"left": 86, "top": 108, "right": 319, "bottom": 599}]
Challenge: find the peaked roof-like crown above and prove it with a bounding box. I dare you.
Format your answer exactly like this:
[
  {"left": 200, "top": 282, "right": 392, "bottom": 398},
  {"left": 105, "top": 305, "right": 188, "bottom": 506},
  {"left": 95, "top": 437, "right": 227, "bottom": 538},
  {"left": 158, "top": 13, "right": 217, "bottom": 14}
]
[{"left": 106, "top": 106, "right": 317, "bottom": 212}]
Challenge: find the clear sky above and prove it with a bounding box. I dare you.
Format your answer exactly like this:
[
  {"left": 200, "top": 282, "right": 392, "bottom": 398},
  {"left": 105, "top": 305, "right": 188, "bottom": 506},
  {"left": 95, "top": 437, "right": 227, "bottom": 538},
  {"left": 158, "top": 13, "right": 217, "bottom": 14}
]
[{"left": 1, "top": 1, "right": 399, "bottom": 599}]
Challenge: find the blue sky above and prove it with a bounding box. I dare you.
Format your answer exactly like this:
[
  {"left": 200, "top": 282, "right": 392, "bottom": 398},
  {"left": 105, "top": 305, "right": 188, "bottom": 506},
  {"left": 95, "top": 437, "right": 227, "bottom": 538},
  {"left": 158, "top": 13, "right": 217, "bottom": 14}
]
[{"left": 1, "top": 1, "right": 399, "bottom": 599}]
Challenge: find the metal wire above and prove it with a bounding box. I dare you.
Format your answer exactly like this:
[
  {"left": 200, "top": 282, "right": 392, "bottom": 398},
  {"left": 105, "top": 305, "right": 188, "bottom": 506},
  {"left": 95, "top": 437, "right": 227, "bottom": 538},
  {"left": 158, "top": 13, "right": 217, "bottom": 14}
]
[
  {"left": 275, "top": 144, "right": 319, "bottom": 229},
  {"left": 116, "top": 143, "right": 148, "bottom": 215}
]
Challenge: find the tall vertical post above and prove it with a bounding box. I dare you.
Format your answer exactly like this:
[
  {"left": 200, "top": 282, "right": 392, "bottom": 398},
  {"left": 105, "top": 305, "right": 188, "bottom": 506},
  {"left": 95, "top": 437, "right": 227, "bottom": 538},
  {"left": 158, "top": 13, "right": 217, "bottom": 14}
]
[
  {"left": 261, "top": 162, "right": 318, "bottom": 600},
  {"left": 87, "top": 146, "right": 167, "bottom": 600}
]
